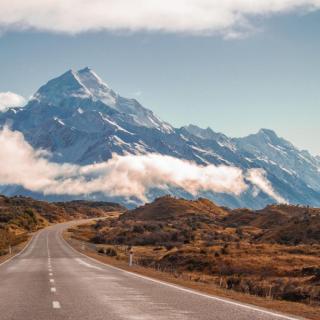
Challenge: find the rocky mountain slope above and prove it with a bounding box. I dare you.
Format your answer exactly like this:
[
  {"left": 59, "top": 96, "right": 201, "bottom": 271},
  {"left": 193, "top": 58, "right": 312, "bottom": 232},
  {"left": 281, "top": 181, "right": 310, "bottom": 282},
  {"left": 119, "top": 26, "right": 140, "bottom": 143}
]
[{"left": 0, "top": 68, "right": 319, "bottom": 208}]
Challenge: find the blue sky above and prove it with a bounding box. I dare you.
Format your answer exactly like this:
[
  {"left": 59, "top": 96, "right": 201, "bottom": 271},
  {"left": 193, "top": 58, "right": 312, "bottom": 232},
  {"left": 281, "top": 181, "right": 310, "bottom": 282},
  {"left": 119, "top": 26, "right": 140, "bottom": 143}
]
[{"left": 0, "top": 2, "right": 319, "bottom": 155}]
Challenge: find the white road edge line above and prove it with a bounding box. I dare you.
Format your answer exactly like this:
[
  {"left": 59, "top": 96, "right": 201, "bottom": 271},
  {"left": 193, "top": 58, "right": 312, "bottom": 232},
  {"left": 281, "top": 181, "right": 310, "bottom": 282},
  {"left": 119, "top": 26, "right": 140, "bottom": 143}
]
[
  {"left": 0, "top": 230, "right": 41, "bottom": 268},
  {"left": 46, "top": 234, "right": 50, "bottom": 257},
  {"left": 61, "top": 230, "right": 303, "bottom": 320},
  {"left": 52, "top": 301, "right": 61, "bottom": 309},
  {"left": 75, "top": 258, "right": 103, "bottom": 270}
]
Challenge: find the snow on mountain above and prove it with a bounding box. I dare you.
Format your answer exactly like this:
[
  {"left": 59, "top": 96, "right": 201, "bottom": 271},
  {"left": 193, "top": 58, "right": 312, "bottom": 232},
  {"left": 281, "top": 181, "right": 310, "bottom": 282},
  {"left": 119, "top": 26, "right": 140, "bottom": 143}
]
[
  {"left": 234, "top": 129, "right": 320, "bottom": 192},
  {"left": 31, "top": 67, "right": 173, "bottom": 134},
  {"left": 0, "top": 68, "right": 319, "bottom": 208},
  {"left": 76, "top": 67, "right": 117, "bottom": 107}
]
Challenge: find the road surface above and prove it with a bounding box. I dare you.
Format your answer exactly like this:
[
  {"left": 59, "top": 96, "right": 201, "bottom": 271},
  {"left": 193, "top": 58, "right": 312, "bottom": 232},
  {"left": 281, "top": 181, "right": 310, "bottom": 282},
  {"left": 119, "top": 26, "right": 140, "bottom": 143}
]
[{"left": 0, "top": 222, "right": 302, "bottom": 320}]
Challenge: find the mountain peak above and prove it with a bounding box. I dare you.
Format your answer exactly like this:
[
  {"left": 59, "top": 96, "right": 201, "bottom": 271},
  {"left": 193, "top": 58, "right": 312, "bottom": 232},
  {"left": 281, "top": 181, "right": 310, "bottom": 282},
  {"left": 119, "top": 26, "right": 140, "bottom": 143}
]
[
  {"left": 78, "top": 66, "right": 92, "bottom": 73},
  {"left": 32, "top": 67, "right": 117, "bottom": 107},
  {"left": 183, "top": 124, "right": 229, "bottom": 142},
  {"left": 238, "top": 128, "right": 289, "bottom": 148},
  {"left": 75, "top": 67, "right": 109, "bottom": 88},
  {"left": 32, "top": 69, "right": 91, "bottom": 104},
  {"left": 258, "top": 128, "right": 277, "bottom": 138},
  {"left": 25, "top": 68, "right": 172, "bottom": 133},
  {"left": 75, "top": 67, "right": 117, "bottom": 106},
  {"left": 255, "top": 129, "right": 294, "bottom": 148},
  {"left": 184, "top": 124, "right": 214, "bottom": 136}
]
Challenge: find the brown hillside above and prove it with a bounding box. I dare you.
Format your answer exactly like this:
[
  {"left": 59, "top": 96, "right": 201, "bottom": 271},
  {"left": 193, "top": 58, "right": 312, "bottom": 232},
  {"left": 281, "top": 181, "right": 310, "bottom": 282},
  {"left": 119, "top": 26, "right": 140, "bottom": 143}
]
[
  {"left": 225, "top": 204, "right": 320, "bottom": 245},
  {"left": 80, "top": 196, "right": 320, "bottom": 308},
  {"left": 0, "top": 195, "right": 125, "bottom": 254},
  {"left": 121, "top": 195, "right": 228, "bottom": 221}
]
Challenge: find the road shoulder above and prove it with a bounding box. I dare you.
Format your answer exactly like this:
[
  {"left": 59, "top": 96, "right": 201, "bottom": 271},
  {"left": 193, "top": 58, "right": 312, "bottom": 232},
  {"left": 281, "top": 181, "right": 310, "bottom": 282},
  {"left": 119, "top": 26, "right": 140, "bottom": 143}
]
[{"left": 63, "top": 227, "right": 318, "bottom": 320}]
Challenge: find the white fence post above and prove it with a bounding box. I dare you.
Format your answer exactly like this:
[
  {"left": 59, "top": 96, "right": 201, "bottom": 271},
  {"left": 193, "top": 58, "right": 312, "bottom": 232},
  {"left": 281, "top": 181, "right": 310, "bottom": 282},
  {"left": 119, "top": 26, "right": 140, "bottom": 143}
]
[{"left": 129, "top": 249, "right": 133, "bottom": 267}]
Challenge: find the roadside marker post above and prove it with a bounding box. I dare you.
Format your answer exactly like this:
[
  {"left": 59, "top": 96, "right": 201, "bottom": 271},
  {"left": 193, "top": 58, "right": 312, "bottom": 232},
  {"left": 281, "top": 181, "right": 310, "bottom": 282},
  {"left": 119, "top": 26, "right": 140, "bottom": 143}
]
[
  {"left": 8, "top": 245, "right": 12, "bottom": 255},
  {"left": 129, "top": 249, "right": 133, "bottom": 267}
]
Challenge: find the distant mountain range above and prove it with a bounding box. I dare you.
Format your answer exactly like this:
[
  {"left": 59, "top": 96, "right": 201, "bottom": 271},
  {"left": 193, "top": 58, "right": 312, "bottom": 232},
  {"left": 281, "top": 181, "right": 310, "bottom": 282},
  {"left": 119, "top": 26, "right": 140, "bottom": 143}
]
[{"left": 1, "top": 67, "right": 319, "bottom": 208}]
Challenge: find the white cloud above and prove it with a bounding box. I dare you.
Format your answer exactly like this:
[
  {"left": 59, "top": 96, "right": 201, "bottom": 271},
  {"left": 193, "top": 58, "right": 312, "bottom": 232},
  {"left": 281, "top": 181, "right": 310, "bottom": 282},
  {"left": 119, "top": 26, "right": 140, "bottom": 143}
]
[
  {"left": 246, "top": 168, "right": 287, "bottom": 203},
  {"left": 0, "top": 127, "right": 286, "bottom": 203},
  {"left": 0, "top": 92, "right": 26, "bottom": 112},
  {"left": 0, "top": 127, "right": 248, "bottom": 201},
  {"left": 0, "top": 1, "right": 319, "bottom": 37}
]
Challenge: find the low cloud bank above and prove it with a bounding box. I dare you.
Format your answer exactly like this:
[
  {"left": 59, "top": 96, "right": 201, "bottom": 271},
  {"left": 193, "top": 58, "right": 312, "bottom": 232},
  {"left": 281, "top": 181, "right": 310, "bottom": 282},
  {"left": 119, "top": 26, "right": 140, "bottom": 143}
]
[
  {"left": 0, "top": 1, "right": 319, "bottom": 38},
  {"left": 0, "top": 127, "right": 285, "bottom": 203},
  {"left": 246, "top": 168, "right": 287, "bottom": 204},
  {"left": 0, "top": 92, "right": 26, "bottom": 112}
]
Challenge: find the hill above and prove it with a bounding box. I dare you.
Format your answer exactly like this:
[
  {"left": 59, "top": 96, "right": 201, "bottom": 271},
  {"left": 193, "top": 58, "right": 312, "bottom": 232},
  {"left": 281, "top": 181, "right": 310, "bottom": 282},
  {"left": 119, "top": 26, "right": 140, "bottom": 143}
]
[
  {"left": 225, "top": 204, "right": 320, "bottom": 245},
  {"left": 121, "top": 195, "right": 228, "bottom": 221},
  {"left": 0, "top": 195, "right": 125, "bottom": 255}
]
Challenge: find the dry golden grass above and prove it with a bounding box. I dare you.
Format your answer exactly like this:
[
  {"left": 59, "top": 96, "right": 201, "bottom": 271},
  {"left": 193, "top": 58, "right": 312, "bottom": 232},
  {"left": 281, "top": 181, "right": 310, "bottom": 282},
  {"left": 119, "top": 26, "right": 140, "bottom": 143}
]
[
  {"left": 69, "top": 196, "right": 320, "bottom": 315},
  {"left": 64, "top": 228, "right": 320, "bottom": 320}
]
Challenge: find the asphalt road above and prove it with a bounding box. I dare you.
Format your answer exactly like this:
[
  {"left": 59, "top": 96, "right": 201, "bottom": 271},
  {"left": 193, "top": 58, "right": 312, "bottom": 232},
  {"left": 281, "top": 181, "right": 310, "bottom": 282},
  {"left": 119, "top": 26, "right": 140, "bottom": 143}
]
[{"left": 0, "top": 222, "right": 303, "bottom": 320}]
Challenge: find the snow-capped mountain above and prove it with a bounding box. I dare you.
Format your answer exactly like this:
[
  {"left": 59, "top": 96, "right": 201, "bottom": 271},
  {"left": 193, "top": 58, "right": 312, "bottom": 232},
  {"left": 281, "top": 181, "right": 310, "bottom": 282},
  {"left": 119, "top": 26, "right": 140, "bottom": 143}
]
[{"left": 1, "top": 68, "right": 319, "bottom": 208}]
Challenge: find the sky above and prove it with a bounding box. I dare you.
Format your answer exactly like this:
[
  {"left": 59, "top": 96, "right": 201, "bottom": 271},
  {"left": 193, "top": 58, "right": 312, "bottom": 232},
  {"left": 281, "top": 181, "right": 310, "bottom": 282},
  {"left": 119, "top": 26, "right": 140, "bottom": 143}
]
[{"left": 0, "top": 1, "right": 319, "bottom": 155}]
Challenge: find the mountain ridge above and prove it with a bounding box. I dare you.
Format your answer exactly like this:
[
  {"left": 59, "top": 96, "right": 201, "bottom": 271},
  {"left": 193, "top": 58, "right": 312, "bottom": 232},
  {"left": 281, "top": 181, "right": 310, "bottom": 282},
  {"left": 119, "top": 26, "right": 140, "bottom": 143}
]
[{"left": 0, "top": 68, "right": 319, "bottom": 208}]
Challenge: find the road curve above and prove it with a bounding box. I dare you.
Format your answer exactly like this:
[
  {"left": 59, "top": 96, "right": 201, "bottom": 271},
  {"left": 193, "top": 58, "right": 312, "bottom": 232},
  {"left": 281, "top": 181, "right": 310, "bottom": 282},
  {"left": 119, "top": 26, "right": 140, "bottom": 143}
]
[{"left": 0, "top": 221, "right": 303, "bottom": 320}]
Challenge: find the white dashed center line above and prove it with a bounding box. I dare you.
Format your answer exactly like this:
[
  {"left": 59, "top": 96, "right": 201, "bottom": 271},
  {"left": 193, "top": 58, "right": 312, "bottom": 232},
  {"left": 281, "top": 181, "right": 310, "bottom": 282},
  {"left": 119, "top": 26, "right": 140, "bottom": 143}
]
[{"left": 47, "top": 235, "right": 61, "bottom": 310}]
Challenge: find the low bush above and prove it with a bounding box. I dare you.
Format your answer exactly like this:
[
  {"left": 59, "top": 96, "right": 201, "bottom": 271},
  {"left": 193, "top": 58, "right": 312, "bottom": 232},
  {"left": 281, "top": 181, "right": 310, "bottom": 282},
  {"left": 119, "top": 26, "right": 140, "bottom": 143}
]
[{"left": 105, "top": 247, "right": 117, "bottom": 257}]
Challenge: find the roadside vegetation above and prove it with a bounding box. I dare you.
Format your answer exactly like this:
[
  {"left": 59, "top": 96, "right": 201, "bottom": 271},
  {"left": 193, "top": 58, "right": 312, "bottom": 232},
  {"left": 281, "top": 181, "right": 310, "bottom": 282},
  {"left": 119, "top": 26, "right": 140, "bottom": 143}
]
[
  {"left": 0, "top": 195, "right": 125, "bottom": 255},
  {"left": 70, "top": 196, "right": 320, "bottom": 309}
]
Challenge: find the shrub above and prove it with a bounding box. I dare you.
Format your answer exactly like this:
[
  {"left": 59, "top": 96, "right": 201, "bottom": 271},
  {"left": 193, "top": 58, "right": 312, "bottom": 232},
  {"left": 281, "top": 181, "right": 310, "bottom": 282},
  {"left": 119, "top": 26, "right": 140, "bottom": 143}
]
[
  {"left": 220, "top": 247, "right": 228, "bottom": 255},
  {"left": 105, "top": 247, "right": 117, "bottom": 257},
  {"left": 97, "top": 248, "right": 105, "bottom": 254},
  {"left": 133, "top": 225, "right": 145, "bottom": 234},
  {"left": 164, "top": 243, "right": 175, "bottom": 251},
  {"left": 91, "top": 233, "right": 106, "bottom": 244},
  {"left": 0, "top": 249, "right": 8, "bottom": 256}
]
